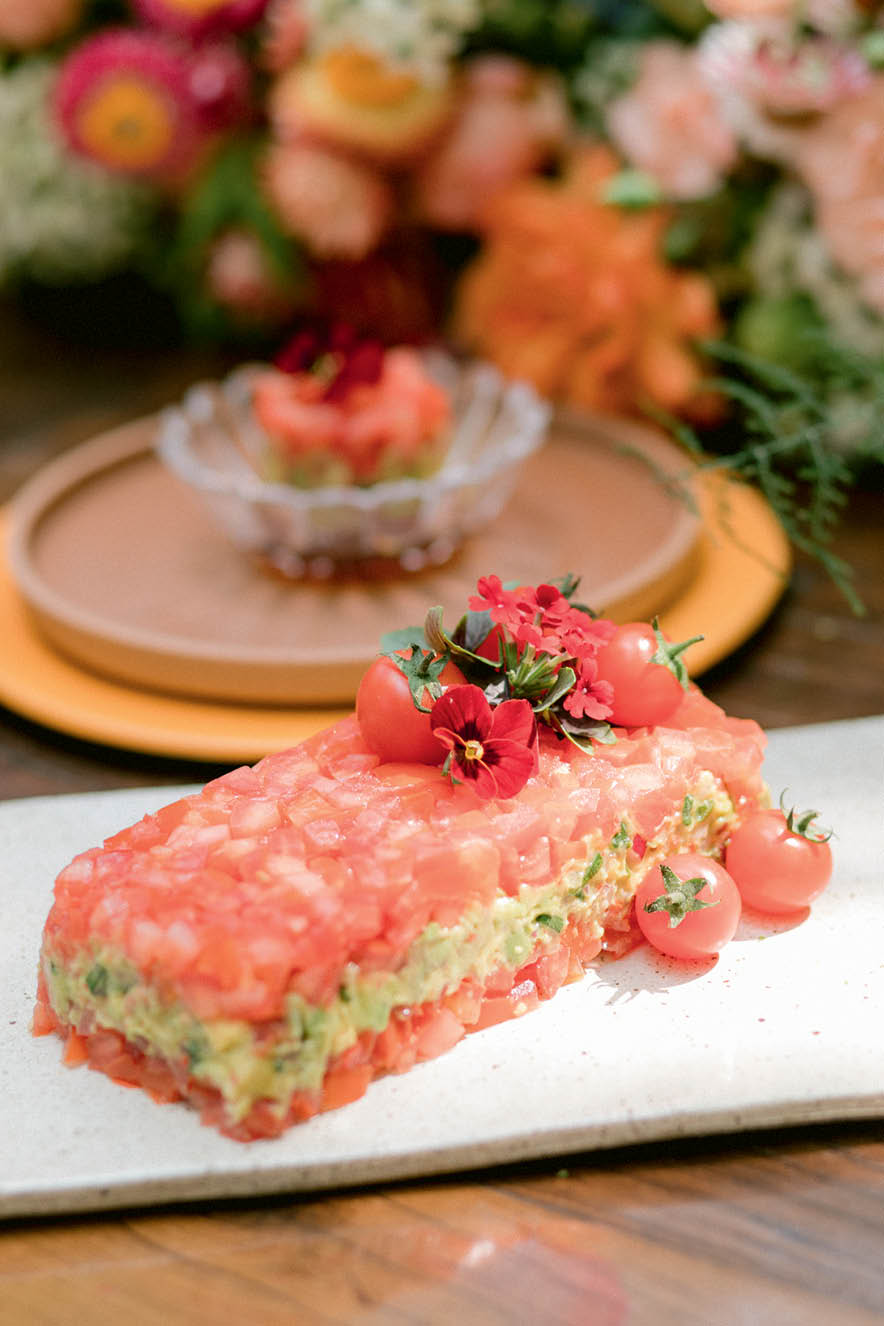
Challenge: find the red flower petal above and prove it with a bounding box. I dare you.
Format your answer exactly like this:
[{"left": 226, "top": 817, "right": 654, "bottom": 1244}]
[
  {"left": 468, "top": 575, "right": 520, "bottom": 624},
  {"left": 479, "top": 738, "right": 536, "bottom": 799},
  {"left": 430, "top": 685, "right": 493, "bottom": 742},
  {"left": 488, "top": 697, "right": 536, "bottom": 746},
  {"left": 562, "top": 659, "right": 614, "bottom": 720}
]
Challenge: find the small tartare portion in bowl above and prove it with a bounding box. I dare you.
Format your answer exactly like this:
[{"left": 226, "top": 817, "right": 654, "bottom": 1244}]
[
  {"left": 250, "top": 325, "right": 452, "bottom": 488},
  {"left": 157, "top": 334, "right": 550, "bottom": 578}
]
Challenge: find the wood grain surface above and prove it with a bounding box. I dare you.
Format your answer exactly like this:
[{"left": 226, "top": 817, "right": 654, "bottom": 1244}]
[{"left": 1, "top": 301, "right": 883, "bottom": 1325}]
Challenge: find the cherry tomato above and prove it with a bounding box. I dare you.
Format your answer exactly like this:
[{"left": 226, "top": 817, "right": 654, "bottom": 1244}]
[
  {"left": 592, "top": 622, "right": 689, "bottom": 728},
  {"left": 725, "top": 809, "right": 833, "bottom": 915},
  {"left": 356, "top": 655, "right": 466, "bottom": 764},
  {"left": 634, "top": 853, "right": 741, "bottom": 960}
]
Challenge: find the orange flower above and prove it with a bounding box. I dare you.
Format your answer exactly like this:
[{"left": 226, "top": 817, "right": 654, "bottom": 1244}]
[{"left": 452, "top": 145, "right": 721, "bottom": 419}]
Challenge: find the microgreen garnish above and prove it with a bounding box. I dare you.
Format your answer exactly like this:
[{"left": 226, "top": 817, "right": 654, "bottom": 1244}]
[
  {"left": 779, "top": 790, "right": 833, "bottom": 843},
  {"left": 610, "top": 822, "right": 631, "bottom": 850},
  {"left": 583, "top": 852, "right": 603, "bottom": 882},
  {"left": 681, "top": 795, "right": 693, "bottom": 826},
  {"left": 644, "top": 863, "right": 719, "bottom": 928},
  {"left": 85, "top": 963, "right": 108, "bottom": 997}
]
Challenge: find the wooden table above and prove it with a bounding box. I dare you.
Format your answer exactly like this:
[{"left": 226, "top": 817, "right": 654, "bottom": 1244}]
[{"left": 1, "top": 302, "right": 883, "bottom": 1324}]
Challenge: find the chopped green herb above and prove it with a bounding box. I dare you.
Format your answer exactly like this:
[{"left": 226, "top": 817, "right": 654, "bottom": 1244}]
[
  {"left": 570, "top": 885, "right": 586, "bottom": 901},
  {"left": 85, "top": 964, "right": 108, "bottom": 997},
  {"left": 695, "top": 800, "right": 713, "bottom": 821},
  {"left": 610, "top": 822, "right": 631, "bottom": 850},
  {"left": 583, "top": 852, "right": 603, "bottom": 883},
  {"left": 536, "top": 913, "right": 564, "bottom": 933},
  {"left": 184, "top": 1037, "right": 206, "bottom": 1069},
  {"left": 682, "top": 795, "right": 694, "bottom": 826}
]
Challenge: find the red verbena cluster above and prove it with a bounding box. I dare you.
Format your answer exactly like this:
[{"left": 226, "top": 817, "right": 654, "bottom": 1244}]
[{"left": 468, "top": 574, "right": 616, "bottom": 724}]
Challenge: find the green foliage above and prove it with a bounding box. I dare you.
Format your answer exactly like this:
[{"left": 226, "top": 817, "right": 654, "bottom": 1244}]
[
  {"left": 158, "top": 137, "right": 306, "bottom": 342},
  {"left": 676, "top": 336, "right": 884, "bottom": 613}
]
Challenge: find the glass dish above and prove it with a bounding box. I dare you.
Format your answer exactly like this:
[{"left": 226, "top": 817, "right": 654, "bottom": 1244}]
[{"left": 156, "top": 352, "right": 550, "bottom": 578}]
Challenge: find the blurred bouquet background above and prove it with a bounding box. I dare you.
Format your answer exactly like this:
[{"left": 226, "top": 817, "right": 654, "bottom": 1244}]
[{"left": 2, "top": 0, "right": 884, "bottom": 603}]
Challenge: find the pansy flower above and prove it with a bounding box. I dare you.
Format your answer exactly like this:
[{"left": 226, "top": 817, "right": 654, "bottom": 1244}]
[
  {"left": 54, "top": 29, "right": 201, "bottom": 181},
  {"left": 430, "top": 686, "right": 537, "bottom": 801}
]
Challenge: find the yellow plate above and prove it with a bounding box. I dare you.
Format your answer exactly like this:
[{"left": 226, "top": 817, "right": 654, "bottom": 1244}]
[{"left": 0, "top": 475, "right": 789, "bottom": 765}]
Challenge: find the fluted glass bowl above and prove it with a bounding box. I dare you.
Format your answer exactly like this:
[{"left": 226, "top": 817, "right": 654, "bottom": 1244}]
[{"left": 156, "top": 351, "right": 551, "bottom": 578}]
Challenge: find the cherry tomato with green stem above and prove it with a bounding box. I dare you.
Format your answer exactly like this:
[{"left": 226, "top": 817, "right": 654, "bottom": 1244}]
[
  {"left": 725, "top": 804, "right": 833, "bottom": 915},
  {"left": 356, "top": 653, "right": 466, "bottom": 764},
  {"left": 593, "top": 620, "right": 702, "bottom": 728},
  {"left": 634, "top": 853, "right": 741, "bottom": 960}
]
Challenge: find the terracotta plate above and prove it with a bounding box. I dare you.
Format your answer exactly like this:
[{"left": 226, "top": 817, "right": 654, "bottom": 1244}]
[{"left": 7, "top": 411, "right": 702, "bottom": 706}]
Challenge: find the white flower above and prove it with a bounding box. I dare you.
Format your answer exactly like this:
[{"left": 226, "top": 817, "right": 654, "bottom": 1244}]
[
  {"left": 0, "top": 61, "right": 153, "bottom": 285},
  {"left": 303, "top": 0, "right": 483, "bottom": 83}
]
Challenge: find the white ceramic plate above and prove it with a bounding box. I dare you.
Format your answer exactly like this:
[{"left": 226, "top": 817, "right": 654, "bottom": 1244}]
[{"left": 2, "top": 716, "right": 882, "bottom": 1220}]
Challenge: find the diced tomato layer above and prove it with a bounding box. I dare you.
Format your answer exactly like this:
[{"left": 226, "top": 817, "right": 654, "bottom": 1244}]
[
  {"left": 38, "top": 704, "right": 766, "bottom": 1026},
  {"left": 40, "top": 908, "right": 620, "bottom": 1140}
]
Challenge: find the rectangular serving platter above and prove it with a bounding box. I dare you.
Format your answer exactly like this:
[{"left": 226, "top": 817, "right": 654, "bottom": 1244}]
[{"left": 2, "top": 715, "right": 882, "bottom": 1220}]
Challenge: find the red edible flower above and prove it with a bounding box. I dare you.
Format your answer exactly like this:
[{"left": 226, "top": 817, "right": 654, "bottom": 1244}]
[
  {"left": 470, "top": 574, "right": 617, "bottom": 664},
  {"left": 557, "top": 610, "right": 617, "bottom": 661},
  {"left": 274, "top": 320, "right": 384, "bottom": 400},
  {"left": 562, "top": 657, "right": 614, "bottom": 721},
  {"left": 469, "top": 574, "right": 521, "bottom": 624},
  {"left": 430, "top": 685, "right": 537, "bottom": 801}
]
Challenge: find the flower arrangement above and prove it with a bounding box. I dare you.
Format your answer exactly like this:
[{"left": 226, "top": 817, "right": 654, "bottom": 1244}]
[
  {"left": 355, "top": 570, "right": 703, "bottom": 801},
  {"left": 3, "top": 0, "right": 884, "bottom": 600}
]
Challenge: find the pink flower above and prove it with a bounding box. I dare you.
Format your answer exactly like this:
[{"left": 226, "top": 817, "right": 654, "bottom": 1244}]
[
  {"left": 186, "top": 42, "right": 252, "bottom": 133},
  {"left": 557, "top": 611, "right": 617, "bottom": 662},
  {"left": 562, "top": 658, "right": 614, "bottom": 722},
  {"left": 796, "top": 75, "right": 884, "bottom": 311},
  {"left": 744, "top": 36, "right": 868, "bottom": 116},
  {"left": 470, "top": 575, "right": 617, "bottom": 664},
  {"left": 413, "top": 55, "right": 570, "bottom": 231},
  {"left": 606, "top": 41, "right": 738, "bottom": 200},
  {"left": 132, "top": 0, "right": 269, "bottom": 40},
  {"left": 54, "top": 29, "right": 202, "bottom": 181},
  {"left": 204, "top": 229, "right": 298, "bottom": 324},
  {"left": 702, "top": 22, "right": 869, "bottom": 120},
  {"left": 431, "top": 686, "right": 537, "bottom": 801},
  {"left": 469, "top": 574, "right": 521, "bottom": 624},
  {"left": 0, "top": 0, "right": 84, "bottom": 49},
  {"left": 262, "top": 141, "right": 393, "bottom": 259},
  {"left": 262, "top": 0, "right": 309, "bottom": 74},
  {"left": 702, "top": 0, "right": 794, "bottom": 15}
]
